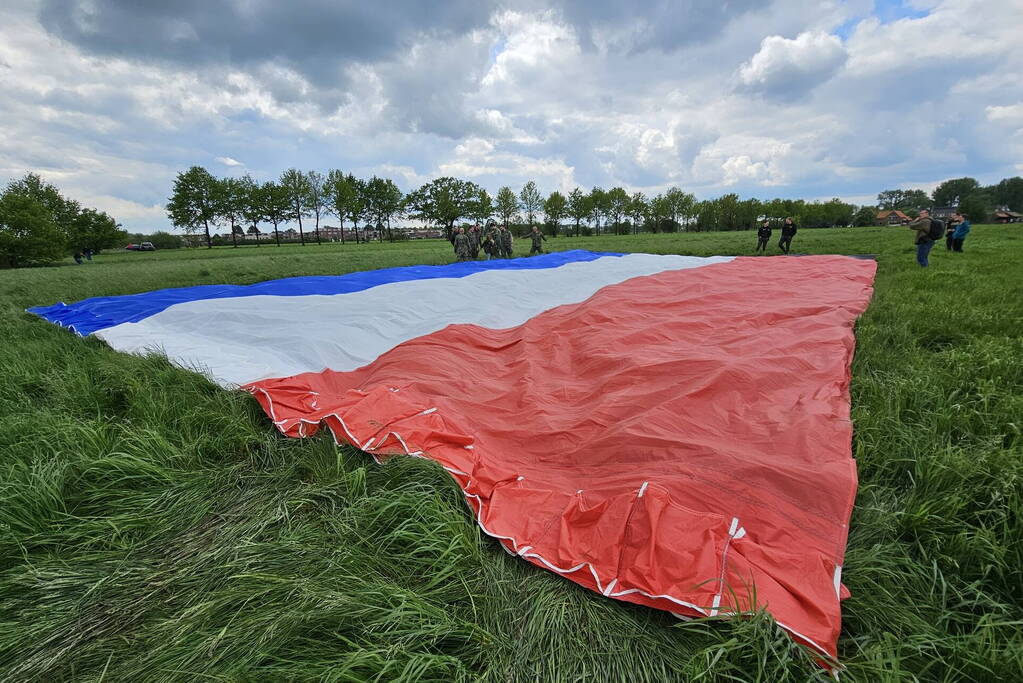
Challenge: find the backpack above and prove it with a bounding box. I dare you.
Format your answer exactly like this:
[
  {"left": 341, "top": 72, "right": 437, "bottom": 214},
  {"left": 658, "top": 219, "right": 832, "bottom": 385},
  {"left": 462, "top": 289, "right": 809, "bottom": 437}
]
[{"left": 927, "top": 219, "right": 944, "bottom": 241}]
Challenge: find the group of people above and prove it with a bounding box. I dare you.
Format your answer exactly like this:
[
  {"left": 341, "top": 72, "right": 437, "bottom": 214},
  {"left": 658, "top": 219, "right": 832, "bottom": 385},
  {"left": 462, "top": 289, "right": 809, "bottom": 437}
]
[
  {"left": 907, "top": 209, "right": 972, "bottom": 267},
  {"left": 754, "top": 217, "right": 799, "bottom": 254},
  {"left": 452, "top": 222, "right": 547, "bottom": 261},
  {"left": 72, "top": 248, "right": 95, "bottom": 264}
]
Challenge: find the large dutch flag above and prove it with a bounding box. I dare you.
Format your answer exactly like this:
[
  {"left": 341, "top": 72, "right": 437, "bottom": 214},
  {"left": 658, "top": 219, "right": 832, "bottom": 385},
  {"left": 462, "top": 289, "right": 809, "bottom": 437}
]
[{"left": 31, "top": 250, "right": 877, "bottom": 665}]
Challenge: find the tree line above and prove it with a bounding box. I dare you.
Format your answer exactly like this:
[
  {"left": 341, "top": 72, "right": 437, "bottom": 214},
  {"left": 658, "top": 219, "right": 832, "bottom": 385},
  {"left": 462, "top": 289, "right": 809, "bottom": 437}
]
[
  {"left": 877, "top": 176, "right": 1023, "bottom": 221},
  {"left": 0, "top": 174, "right": 125, "bottom": 268},
  {"left": 169, "top": 166, "right": 890, "bottom": 248}
]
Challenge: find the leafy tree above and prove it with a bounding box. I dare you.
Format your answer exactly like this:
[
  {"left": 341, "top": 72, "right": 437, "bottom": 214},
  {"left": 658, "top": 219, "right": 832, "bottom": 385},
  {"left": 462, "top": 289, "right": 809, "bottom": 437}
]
[
  {"left": 347, "top": 175, "right": 369, "bottom": 243},
  {"left": 495, "top": 186, "right": 520, "bottom": 228},
  {"left": 261, "top": 181, "right": 293, "bottom": 247},
  {"left": 405, "top": 177, "right": 482, "bottom": 240},
  {"left": 567, "top": 187, "right": 590, "bottom": 237},
  {"left": 0, "top": 192, "right": 67, "bottom": 267},
  {"left": 306, "top": 171, "right": 327, "bottom": 244},
  {"left": 649, "top": 194, "right": 669, "bottom": 232},
  {"left": 542, "top": 191, "right": 567, "bottom": 236},
  {"left": 629, "top": 192, "right": 647, "bottom": 234},
  {"left": 5, "top": 173, "right": 80, "bottom": 232},
  {"left": 519, "top": 181, "right": 542, "bottom": 229},
  {"left": 663, "top": 187, "right": 696, "bottom": 231},
  {"left": 324, "top": 170, "right": 356, "bottom": 243},
  {"left": 471, "top": 188, "right": 494, "bottom": 225},
  {"left": 588, "top": 187, "right": 608, "bottom": 235},
  {"left": 364, "top": 176, "right": 403, "bottom": 241},
  {"left": 238, "top": 175, "right": 265, "bottom": 247},
  {"left": 901, "top": 189, "right": 932, "bottom": 211},
  {"left": 992, "top": 176, "right": 1023, "bottom": 211},
  {"left": 717, "top": 194, "right": 741, "bottom": 230},
  {"left": 604, "top": 187, "right": 629, "bottom": 234},
  {"left": 279, "top": 168, "right": 312, "bottom": 245},
  {"left": 877, "top": 189, "right": 930, "bottom": 211},
  {"left": 877, "top": 189, "right": 906, "bottom": 210},
  {"left": 932, "top": 177, "right": 981, "bottom": 207},
  {"left": 958, "top": 194, "right": 990, "bottom": 223},
  {"left": 694, "top": 199, "right": 717, "bottom": 231},
  {"left": 215, "top": 177, "right": 246, "bottom": 248},
  {"left": 67, "top": 208, "right": 125, "bottom": 253},
  {"left": 853, "top": 206, "right": 876, "bottom": 227},
  {"left": 167, "top": 166, "right": 219, "bottom": 248}
]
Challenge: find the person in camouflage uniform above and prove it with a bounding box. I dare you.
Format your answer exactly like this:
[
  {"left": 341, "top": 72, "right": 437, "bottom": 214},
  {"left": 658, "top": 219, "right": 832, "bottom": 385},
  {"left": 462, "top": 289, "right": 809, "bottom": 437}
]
[
  {"left": 499, "top": 225, "right": 513, "bottom": 258},
  {"left": 468, "top": 224, "right": 481, "bottom": 259},
  {"left": 453, "top": 227, "right": 471, "bottom": 261},
  {"left": 527, "top": 225, "right": 547, "bottom": 255}
]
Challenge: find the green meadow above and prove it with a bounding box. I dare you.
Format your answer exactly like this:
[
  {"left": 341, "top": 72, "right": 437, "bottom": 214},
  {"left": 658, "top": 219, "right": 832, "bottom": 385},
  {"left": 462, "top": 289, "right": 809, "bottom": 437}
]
[{"left": 1, "top": 225, "right": 1021, "bottom": 682}]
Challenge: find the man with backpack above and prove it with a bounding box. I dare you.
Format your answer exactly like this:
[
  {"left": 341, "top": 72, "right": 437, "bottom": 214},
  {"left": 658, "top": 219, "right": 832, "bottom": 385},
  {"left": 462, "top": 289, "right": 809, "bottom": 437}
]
[{"left": 908, "top": 209, "right": 942, "bottom": 267}]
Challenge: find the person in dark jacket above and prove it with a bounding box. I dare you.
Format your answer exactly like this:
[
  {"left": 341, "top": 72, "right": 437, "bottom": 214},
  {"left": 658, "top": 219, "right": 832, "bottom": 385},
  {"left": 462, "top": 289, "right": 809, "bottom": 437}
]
[
  {"left": 527, "top": 226, "right": 547, "bottom": 255},
  {"left": 951, "top": 212, "right": 971, "bottom": 252},
  {"left": 778, "top": 217, "right": 797, "bottom": 254},
  {"left": 907, "top": 209, "right": 934, "bottom": 267},
  {"left": 481, "top": 233, "right": 498, "bottom": 259},
  {"left": 945, "top": 218, "right": 956, "bottom": 250},
  {"left": 755, "top": 220, "right": 772, "bottom": 253}
]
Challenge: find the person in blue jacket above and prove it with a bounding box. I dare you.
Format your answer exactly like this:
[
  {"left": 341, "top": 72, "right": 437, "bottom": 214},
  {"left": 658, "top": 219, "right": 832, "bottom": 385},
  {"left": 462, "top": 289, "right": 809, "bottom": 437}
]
[{"left": 950, "top": 213, "right": 971, "bottom": 252}]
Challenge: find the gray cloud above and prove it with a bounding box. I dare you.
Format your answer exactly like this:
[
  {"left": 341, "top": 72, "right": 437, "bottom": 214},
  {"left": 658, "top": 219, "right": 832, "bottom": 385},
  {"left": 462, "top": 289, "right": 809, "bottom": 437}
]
[{"left": 38, "top": 0, "right": 494, "bottom": 87}]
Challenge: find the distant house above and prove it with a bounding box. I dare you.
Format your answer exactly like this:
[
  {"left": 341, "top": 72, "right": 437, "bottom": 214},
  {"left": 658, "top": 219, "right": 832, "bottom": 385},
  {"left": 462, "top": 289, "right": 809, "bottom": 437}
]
[
  {"left": 930, "top": 206, "right": 957, "bottom": 221},
  {"left": 994, "top": 209, "right": 1022, "bottom": 223},
  {"left": 876, "top": 210, "right": 910, "bottom": 225},
  {"left": 312, "top": 225, "right": 364, "bottom": 241}
]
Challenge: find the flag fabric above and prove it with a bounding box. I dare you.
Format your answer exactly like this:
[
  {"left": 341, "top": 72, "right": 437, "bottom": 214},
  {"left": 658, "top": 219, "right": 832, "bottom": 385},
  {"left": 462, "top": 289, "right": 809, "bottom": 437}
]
[{"left": 30, "top": 250, "right": 877, "bottom": 664}]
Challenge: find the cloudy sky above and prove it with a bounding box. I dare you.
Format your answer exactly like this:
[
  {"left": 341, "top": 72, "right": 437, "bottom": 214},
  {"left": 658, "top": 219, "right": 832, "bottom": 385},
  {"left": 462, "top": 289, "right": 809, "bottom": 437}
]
[{"left": 1, "top": 0, "right": 1021, "bottom": 231}]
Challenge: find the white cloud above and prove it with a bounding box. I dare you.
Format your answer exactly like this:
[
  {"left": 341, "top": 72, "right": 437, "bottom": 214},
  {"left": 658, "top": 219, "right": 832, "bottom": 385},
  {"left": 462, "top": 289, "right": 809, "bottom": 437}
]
[
  {"left": 216, "top": 156, "right": 243, "bottom": 167},
  {"left": 738, "top": 31, "right": 846, "bottom": 96},
  {"left": 986, "top": 104, "right": 1023, "bottom": 125}
]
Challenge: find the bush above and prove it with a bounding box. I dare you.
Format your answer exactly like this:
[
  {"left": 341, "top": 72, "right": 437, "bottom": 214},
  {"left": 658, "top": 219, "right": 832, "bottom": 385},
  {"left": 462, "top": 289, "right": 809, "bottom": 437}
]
[{"left": 148, "top": 231, "right": 184, "bottom": 249}]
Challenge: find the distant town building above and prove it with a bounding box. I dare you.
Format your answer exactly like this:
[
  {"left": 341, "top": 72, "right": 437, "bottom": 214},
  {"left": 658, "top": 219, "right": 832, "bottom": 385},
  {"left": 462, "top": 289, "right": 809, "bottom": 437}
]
[
  {"left": 993, "top": 209, "right": 1022, "bottom": 223},
  {"left": 930, "top": 206, "right": 957, "bottom": 221},
  {"left": 876, "top": 209, "right": 910, "bottom": 226}
]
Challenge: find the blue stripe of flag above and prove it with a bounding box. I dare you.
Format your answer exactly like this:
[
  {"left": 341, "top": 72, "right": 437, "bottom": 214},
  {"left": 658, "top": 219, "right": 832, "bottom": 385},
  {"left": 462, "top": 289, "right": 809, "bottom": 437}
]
[{"left": 28, "top": 250, "right": 623, "bottom": 336}]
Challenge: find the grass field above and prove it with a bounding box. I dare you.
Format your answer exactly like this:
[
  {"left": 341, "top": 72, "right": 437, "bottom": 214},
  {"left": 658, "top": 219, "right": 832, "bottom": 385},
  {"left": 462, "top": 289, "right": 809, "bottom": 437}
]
[{"left": 1, "top": 226, "right": 1021, "bottom": 682}]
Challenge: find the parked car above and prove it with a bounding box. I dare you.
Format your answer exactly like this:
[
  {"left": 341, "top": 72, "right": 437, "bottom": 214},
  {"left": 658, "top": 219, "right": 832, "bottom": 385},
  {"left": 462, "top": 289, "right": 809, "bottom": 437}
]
[{"left": 125, "top": 242, "right": 156, "bottom": 251}]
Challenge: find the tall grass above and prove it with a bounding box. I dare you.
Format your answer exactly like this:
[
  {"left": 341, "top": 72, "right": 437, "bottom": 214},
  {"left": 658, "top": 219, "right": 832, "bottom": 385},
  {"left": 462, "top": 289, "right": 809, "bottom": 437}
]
[{"left": 1, "top": 226, "right": 1021, "bottom": 681}]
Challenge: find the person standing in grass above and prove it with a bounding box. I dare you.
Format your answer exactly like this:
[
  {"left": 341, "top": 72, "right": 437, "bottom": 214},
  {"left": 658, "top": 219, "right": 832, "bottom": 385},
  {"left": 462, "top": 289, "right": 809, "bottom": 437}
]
[
  {"left": 527, "top": 226, "right": 547, "bottom": 256},
  {"left": 468, "top": 224, "right": 481, "bottom": 260},
  {"left": 778, "top": 217, "right": 797, "bottom": 254},
  {"left": 951, "top": 212, "right": 971, "bottom": 252},
  {"left": 500, "top": 224, "right": 513, "bottom": 258},
  {"left": 945, "top": 218, "right": 956, "bottom": 250},
  {"left": 755, "top": 220, "right": 772, "bottom": 253},
  {"left": 908, "top": 209, "right": 935, "bottom": 267},
  {"left": 453, "top": 227, "right": 470, "bottom": 261},
  {"left": 481, "top": 233, "right": 498, "bottom": 259}
]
